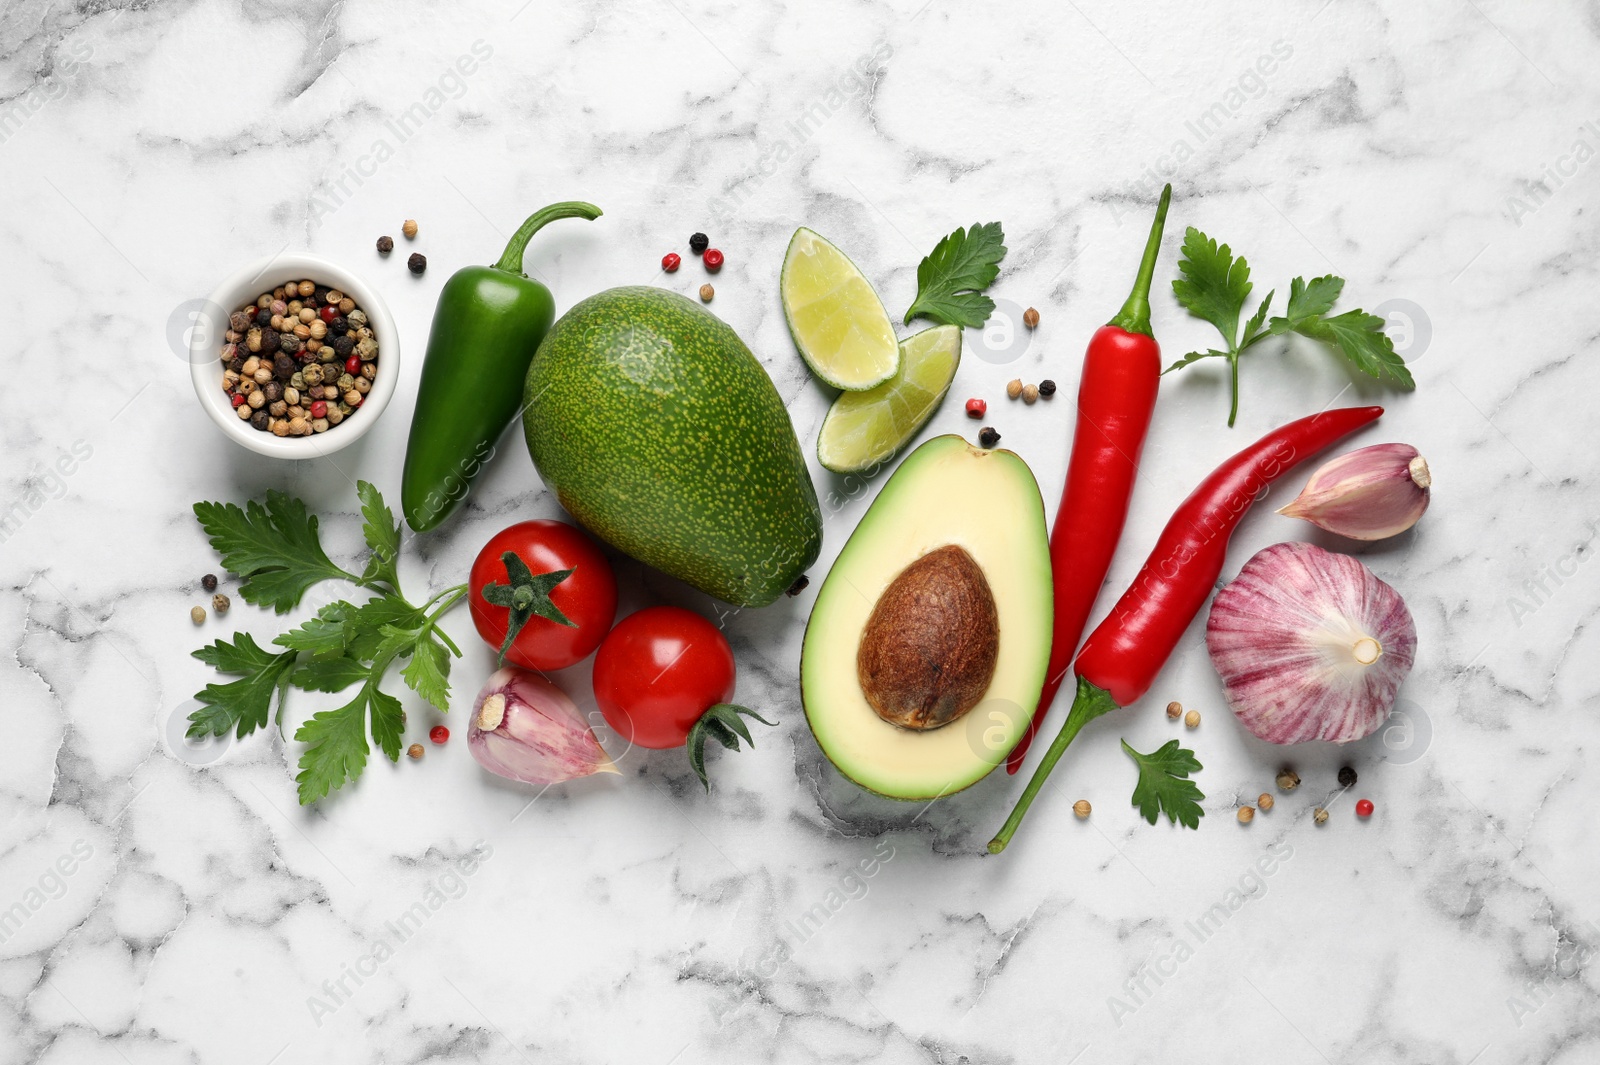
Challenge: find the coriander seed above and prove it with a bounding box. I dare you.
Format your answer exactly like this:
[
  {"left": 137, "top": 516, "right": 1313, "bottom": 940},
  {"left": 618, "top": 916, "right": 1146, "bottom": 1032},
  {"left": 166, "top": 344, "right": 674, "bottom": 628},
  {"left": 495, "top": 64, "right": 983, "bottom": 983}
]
[
  {"left": 1237, "top": 806, "right": 1255, "bottom": 824},
  {"left": 402, "top": 219, "right": 419, "bottom": 239},
  {"left": 1166, "top": 700, "right": 1182, "bottom": 719},
  {"left": 1023, "top": 306, "right": 1040, "bottom": 328},
  {"left": 1184, "top": 709, "right": 1200, "bottom": 728},
  {"left": 1257, "top": 793, "right": 1274, "bottom": 812},
  {"left": 407, "top": 743, "right": 424, "bottom": 760},
  {"left": 1073, "top": 799, "right": 1091, "bottom": 818},
  {"left": 699, "top": 284, "right": 714, "bottom": 302},
  {"left": 1022, "top": 383, "right": 1039, "bottom": 404},
  {"left": 1006, "top": 378, "right": 1023, "bottom": 399}
]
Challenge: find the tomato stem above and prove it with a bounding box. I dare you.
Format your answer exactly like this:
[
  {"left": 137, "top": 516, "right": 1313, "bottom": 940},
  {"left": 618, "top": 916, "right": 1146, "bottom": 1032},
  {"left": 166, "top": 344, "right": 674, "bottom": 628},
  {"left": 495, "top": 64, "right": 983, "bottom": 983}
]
[{"left": 989, "top": 677, "right": 1119, "bottom": 853}]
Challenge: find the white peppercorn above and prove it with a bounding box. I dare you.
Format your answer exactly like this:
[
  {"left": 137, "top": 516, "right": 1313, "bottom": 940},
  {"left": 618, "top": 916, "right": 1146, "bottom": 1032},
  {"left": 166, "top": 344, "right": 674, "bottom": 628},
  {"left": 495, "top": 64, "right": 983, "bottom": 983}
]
[
  {"left": 284, "top": 387, "right": 300, "bottom": 406},
  {"left": 247, "top": 390, "right": 266, "bottom": 409}
]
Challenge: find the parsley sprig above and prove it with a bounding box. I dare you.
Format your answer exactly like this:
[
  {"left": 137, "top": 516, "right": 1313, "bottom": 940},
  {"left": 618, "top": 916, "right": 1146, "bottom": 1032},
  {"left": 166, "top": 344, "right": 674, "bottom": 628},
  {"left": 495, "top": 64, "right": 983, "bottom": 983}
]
[
  {"left": 1167, "top": 226, "right": 1414, "bottom": 426},
  {"left": 1121, "top": 738, "right": 1205, "bottom": 830},
  {"left": 188, "top": 482, "right": 468, "bottom": 804},
  {"left": 904, "top": 221, "right": 1007, "bottom": 329}
]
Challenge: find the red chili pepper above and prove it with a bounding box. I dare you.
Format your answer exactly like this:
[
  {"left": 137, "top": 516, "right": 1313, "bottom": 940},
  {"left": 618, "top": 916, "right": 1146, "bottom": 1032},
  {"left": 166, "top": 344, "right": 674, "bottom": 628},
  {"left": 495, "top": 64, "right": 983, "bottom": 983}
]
[
  {"left": 1006, "top": 185, "right": 1171, "bottom": 774},
  {"left": 988, "top": 404, "right": 1383, "bottom": 852}
]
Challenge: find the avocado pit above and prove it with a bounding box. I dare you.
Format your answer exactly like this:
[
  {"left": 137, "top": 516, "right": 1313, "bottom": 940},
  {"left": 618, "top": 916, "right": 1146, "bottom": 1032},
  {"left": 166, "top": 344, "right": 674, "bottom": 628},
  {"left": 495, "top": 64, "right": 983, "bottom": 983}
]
[{"left": 856, "top": 544, "right": 1000, "bottom": 731}]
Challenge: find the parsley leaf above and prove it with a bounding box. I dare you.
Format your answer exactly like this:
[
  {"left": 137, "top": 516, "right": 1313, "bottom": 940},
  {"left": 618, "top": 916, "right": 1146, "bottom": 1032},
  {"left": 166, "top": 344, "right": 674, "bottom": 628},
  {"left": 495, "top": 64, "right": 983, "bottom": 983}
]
[
  {"left": 275, "top": 601, "right": 356, "bottom": 657},
  {"left": 904, "top": 221, "right": 1007, "bottom": 329},
  {"left": 400, "top": 633, "right": 452, "bottom": 712},
  {"left": 189, "top": 634, "right": 299, "bottom": 740},
  {"left": 193, "top": 492, "right": 358, "bottom": 613},
  {"left": 1121, "top": 738, "right": 1205, "bottom": 829},
  {"left": 357, "top": 480, "right": 402, "bottom": 590},
  {"left": 1170, "top": 227, "right": 1252, "bottom": 348},
  {"left": 292, "top": 654, "right": 371, "bottom": 693},
  {"left": 1167, "top": 229, "right": 1417, "bottom": 425}
]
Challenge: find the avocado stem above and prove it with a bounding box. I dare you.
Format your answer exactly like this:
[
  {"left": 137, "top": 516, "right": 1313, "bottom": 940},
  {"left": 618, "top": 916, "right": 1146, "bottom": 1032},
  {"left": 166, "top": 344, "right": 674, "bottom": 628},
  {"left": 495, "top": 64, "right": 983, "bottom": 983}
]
[
  {"left": 1106, "top": 184, "right": 1172, "bottom": 338},
  {"left": 988, "top": 676, "right": 1120, "bottom": 854},
  {"left": 494, "top": 201, "right": 603, "bottom": 276}
]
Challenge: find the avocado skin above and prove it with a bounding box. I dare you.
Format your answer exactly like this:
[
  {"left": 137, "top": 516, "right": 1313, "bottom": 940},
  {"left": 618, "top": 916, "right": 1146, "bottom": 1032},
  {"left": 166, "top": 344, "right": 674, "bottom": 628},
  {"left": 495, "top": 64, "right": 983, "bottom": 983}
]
[{"left": 523, "top": 286, "right": 822, "bottom": 607}]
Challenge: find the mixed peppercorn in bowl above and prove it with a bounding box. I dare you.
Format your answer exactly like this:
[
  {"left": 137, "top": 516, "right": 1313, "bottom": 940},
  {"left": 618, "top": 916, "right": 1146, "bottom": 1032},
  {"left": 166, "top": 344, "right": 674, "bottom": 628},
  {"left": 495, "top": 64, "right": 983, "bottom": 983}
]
[{"left": 189, "top": 254, "right": 399, "bottom": 458}]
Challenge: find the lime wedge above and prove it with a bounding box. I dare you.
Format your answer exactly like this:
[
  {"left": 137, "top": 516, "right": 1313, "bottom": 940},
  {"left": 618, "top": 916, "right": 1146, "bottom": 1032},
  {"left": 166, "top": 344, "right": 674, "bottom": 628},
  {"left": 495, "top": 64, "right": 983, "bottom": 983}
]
[
  {"left": 816, "top": 324, "right": 962, "bottom": 474},
  {"left": 781, "top": 228, "right": 900, "bottom": 391}
]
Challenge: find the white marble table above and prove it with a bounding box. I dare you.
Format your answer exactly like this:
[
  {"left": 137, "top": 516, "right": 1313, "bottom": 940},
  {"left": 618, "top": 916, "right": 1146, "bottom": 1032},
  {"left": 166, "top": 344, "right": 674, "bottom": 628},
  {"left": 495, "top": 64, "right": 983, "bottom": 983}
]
[{"left": 4, "top": 1, "right": 1598, "bottom": 1062}]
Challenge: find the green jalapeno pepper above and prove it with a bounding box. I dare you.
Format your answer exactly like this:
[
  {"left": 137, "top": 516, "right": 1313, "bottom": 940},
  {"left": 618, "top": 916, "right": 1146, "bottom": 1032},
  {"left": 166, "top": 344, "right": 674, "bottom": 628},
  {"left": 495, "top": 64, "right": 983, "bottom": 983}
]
[{"left": 401, "top": 201, "right": 602, "bottom": 532}]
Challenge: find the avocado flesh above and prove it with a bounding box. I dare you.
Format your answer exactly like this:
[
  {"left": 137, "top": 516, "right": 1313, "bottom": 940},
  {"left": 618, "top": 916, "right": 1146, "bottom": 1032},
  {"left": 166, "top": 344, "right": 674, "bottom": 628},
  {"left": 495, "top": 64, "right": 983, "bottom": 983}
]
[
  {"left": 523, "top": 286, "right": 823, "bottom": 607},
  {"left": 801, "top": 435, "right": 1053, "bottom": 799}
]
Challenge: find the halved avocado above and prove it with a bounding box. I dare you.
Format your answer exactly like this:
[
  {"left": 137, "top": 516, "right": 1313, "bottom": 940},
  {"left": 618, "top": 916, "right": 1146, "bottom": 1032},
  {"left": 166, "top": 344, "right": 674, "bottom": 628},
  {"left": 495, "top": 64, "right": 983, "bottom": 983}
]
[{"left": 801, "top": 435, "right": 1053, "bottom": 800}]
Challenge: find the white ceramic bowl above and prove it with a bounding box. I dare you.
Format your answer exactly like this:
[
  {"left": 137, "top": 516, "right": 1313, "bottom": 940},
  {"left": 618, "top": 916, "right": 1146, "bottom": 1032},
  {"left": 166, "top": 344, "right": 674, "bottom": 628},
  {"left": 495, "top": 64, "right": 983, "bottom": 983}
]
[{"left": 189, "top": 253, "right": 401, "bottom": 458}]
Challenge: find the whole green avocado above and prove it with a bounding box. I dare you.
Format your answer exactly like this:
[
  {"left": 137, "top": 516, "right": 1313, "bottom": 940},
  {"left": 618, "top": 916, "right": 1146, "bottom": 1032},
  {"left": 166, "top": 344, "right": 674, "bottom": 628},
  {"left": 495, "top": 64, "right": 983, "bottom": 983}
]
[{"left": 523, "top": 286, "right": 823, "bottom": 607}]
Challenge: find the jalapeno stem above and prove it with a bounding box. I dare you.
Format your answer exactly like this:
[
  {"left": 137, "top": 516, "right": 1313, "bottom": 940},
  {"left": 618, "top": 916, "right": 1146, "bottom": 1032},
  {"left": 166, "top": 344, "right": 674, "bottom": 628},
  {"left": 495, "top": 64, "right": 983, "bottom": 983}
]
[{"left": 493, "top": 201, "right": 604, "bottom": 276}]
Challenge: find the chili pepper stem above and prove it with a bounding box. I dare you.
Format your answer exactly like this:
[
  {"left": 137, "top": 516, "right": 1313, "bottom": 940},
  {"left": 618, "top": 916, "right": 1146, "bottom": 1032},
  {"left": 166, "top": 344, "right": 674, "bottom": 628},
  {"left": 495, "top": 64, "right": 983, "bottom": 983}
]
[
  {"left": 988, "top": 677, "right": 1120, "bottom": 853},
  {"left": 493, "top": 201, "right": 604, "bottom": 276},
  {"left": 1106, "top": 184, "right": 1172, "bottom": 338}
]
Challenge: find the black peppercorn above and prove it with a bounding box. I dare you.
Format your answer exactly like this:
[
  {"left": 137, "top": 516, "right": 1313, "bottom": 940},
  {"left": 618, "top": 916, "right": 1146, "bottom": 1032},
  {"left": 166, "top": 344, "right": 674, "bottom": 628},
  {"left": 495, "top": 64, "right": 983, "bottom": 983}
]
[
  {"left": 1038, "top": 379, "right": 1057, "bottom": 398},
  {"left": 250, "top": 410, "right": 270, "bottom": 431},
  {"left": 377, "top": 235, "right": 394, "bottom": 254},
  {"left": 228, "top": 356, "right": 245, "bottom": 374},
  {"left": 313, "top": 286, "right": 330, "bottom": 304},
  {"left": 978, "top": 426, "right": 1001, "bottom": 448},
  {"left": 255, "top": 307, "right": 272, "bottom": 327},
  {"left": 332, "top": 335, "right": 355, "bottom": 357},
  {"left": 1337, "top": 765, "right": 1357, "bottom": 787},
  {"left": 329, "top": 316, "right": 348, "bottom": 336},
  {"left": 259, "top": 328, "right": 280, "bottom": 354},
  {"left": 201, "top": 573, "right": 218, "bottom": 592},
  {"left": 689, "top": 232, "right": 709, "bottom": 255},
  {"left": 280, "top": 334, "right": 302, "bottom": 355},
  {"left": 262, "top": 380, "right": 283, "bottom": 403},
  {"left": 408, "top": 253, "right": 427, "bottom": 275},
  {"left": 274, "top": 353, "right": 297, "bottom": 381}
]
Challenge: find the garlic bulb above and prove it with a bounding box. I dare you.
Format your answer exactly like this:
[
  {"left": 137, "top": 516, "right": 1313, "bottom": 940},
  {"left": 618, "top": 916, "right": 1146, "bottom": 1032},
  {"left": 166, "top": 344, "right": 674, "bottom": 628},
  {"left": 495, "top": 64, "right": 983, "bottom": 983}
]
[
  {"left": 1206, "top": 542, "right": 1416, "bottom": 745},
  {"left": 467, "top": 667, "right": 619, "bottom": 786},
  {"left": 1277, "top": 443, "right": 1430, "bottom": 540}
]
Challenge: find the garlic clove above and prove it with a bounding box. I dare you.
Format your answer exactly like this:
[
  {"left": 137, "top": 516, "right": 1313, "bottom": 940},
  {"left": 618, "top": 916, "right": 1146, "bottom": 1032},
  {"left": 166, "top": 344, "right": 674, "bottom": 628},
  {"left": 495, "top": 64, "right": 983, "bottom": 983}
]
[
  {"left": 1277, "top": 442, "right": 1431, "bottom": 540},
  {"left": 1205, "top": 542, "right": 1416, "bottom": 745},
  {"left": 467, "top": 667, "right": 620, "bottom": 786}
]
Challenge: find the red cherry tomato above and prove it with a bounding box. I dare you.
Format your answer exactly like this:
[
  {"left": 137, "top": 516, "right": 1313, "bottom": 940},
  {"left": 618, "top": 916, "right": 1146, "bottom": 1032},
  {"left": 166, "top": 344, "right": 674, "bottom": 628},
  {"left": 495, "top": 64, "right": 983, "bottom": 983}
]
[
  {"left": 593, "top": 606, "right": 735, "bottom": 749},
  {"left": 468, "top": 520, "right": 618, "bottom": 671}
]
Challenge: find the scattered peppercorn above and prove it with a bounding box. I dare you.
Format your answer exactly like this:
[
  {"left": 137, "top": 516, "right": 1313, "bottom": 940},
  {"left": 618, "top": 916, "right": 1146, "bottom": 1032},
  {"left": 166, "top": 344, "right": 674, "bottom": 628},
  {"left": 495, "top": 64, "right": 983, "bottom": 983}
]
[
  {"left": 689, "top": 232, "right": 709, "bottom": 255},
  {"left": 1257, "top": 793, "right": 1275, "bottom": 812},
  {"left": 377, "top": 235, "right": 394, "bottom": 254},
  {"left": 699, "top": 284, "right": 715, "bottom": 302},
  {"left": 429, "top": 725, "right": 449, "bottom": 744},
  {"left": 190, "top": 605, "right": 206, "bottom": 625},
  {"left": 1006, "top": 379, "right": 1023, "bottom": 399},
  {"left": 1073, "top": 799, "right": 1092, "bottom": 818},
  {"left": 407, "top": 743, "right": 424, "bottom": 760},
  {"left": 1184, "top": 709, "right": 1200, "bottom": 728},
  {"left": 662, "top": 252, "right": 681, "bottom": 273},
  {"left": 1166, "top": 700, "right": 1183, "bottom": 720},
  {"left": 212, "top": 593, "right": 230, "bottom": 615},
  {"left": 1338, "top": 765, "right": 1358, "bottom": 788},
  {"left": 1313, "top": 807, "right": 1329, "bottom": 825},
  {"left": 1355, "top": 798, "right": 1374, "bottom": 818},
  {"left": 408, "top": 253, "right": 427, "bottom": 275},
  {"left": 201, "top": 573, "right": 218, "bottom": 592},
  {"left": 1038, "top": 379, "right": 1057, "bottom": 398},
  {"left": 1023, "top": 307, "right": 1040, "bottom": 328},
  {"left": 402, "top": 219, "right": 419, "bottom": 239},
  {"left": 1022, "top": 383, "right": 1039, "bottom": 404},
  {"left": 977, "top": 426, "right": 1000, "bottom": 448},
  {"left": 965, "top": 398, "right": 987, "bottom": 419},
  {"left": 703, "top": 248, "right": 724, "bottom": 272},
  {"left": 1237, "top": 806, "right": 1255, "bottom": 824},
  {"left": 1276, "top": 768, "right": 1301, "bottom": 791}
]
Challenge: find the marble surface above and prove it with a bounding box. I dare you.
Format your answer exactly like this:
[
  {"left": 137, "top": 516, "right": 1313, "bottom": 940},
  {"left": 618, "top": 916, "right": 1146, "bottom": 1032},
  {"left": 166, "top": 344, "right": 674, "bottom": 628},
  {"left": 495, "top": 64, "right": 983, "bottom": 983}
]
[{"left": 4, "top": 1, "right": 1599, "bottom": 1061}]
